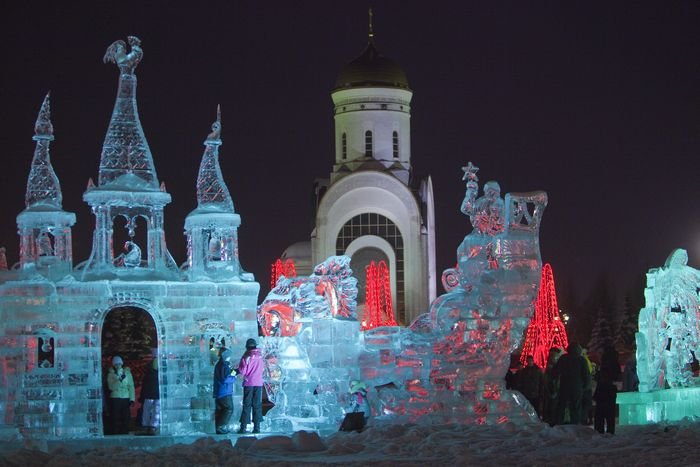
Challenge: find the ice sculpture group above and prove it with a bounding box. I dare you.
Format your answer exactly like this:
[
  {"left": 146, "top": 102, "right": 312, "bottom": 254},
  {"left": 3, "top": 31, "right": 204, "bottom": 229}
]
[
  {"left": 222, "top": 157, "right": 548, "bottom": 432},
  {"left": 0, "top": 37, "right": 548, "bottom": 440}
]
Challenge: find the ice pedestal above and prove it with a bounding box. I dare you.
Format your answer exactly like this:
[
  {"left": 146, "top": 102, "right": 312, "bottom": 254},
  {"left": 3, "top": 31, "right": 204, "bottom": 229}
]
[{"left": 617, "top": 387, "right": 700, "bottom": 425}]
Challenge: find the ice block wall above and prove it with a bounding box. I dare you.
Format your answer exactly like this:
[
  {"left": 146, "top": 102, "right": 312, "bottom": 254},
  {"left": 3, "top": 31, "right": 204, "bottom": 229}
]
[{"left": 0, "top": 278, "right": 259, "bottom": 439}]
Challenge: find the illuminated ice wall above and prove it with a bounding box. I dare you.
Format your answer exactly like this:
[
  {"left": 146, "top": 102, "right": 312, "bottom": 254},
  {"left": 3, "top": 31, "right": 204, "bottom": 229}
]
[{"left": 257, "top": 163, "right": 547, "bottom": 432}]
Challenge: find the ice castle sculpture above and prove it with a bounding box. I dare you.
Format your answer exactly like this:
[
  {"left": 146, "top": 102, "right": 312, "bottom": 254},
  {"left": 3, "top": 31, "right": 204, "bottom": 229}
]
[
  {"left": 0, "top": 37, "right": 259, "bottom": 439},
  {"left": 256, "top": 163, "right": 547, "bottom": 432},
  {"left": 618, "top": 249, "right": 700, "bottom": 425}
]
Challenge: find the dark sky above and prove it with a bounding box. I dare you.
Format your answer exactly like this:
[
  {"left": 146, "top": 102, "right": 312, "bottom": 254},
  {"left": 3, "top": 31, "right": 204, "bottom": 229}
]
[{"left": 1, "top": 2, "right": 699, "bottom": 310}]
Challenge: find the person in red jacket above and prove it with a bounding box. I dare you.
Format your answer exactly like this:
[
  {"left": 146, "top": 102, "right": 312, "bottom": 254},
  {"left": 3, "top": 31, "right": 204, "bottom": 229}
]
[{"left": 236, "top": 338, "right": 264, "bottom": 434}]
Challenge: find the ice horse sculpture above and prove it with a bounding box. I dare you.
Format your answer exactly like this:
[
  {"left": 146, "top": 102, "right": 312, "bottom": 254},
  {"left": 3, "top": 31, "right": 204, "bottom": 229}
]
[
  {"left": 255, "top": 163, "right": 547, "bottom": 432},
  {"left": 617, "top": 249, "right": 700, "bottom": 425}
]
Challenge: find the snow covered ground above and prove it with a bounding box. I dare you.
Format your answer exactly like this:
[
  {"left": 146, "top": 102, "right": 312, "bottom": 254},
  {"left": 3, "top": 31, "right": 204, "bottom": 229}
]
[{"left": 3, "top": 421, "right": 700, "bottom": 466}]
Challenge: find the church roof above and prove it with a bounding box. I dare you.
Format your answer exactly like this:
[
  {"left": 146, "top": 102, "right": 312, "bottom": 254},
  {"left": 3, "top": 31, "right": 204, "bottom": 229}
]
[
  {"left": 334, "top": 41, "right": 409, "bottom": 91},
  {"left": 334, "top": 10, "right": 409, "bottom": 91}
]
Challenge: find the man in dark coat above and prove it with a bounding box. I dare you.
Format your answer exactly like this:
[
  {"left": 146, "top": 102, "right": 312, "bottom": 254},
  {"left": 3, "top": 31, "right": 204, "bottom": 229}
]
[
  {"left": 517, "top": 355, "right": 544, "bottom": 417},
  {"left": 553, "top": 343, "right": 591, "bottom": 424},
  {"left": 594, "top": 345, "right": 622, "bottom": 434}
]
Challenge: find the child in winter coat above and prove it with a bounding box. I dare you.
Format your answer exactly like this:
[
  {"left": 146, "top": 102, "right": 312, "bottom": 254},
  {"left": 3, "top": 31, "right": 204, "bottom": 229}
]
[{"left": 348, "top": 380, "right": 371, "bottom": 423}]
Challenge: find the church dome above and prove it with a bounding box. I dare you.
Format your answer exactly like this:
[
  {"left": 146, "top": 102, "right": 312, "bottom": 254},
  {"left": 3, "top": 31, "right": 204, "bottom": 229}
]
[{"left": 334, "top": 41, "right": 409, "bottom": 91}]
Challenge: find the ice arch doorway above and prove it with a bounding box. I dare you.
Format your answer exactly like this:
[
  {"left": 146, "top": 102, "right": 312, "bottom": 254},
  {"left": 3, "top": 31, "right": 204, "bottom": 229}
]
[{"left": 101, "top": 306, "right": 158, "bottom": 435}]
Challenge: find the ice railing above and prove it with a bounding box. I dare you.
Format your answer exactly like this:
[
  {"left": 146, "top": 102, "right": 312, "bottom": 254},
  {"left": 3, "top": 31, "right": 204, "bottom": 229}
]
[{"left": 504, "top": 191, "right": 548, "bottom": 234}]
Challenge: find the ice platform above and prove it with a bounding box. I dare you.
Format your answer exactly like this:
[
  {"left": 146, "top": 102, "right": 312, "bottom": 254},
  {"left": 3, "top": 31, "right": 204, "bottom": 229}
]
[{"left": 617, "top": 387, "right": 700, "bottom": 425}]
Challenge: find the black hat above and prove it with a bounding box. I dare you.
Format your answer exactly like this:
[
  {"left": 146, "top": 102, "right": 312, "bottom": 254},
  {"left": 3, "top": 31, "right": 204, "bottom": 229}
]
[{"left": 245, "top": 338, "right": 257, "bottom": 349}]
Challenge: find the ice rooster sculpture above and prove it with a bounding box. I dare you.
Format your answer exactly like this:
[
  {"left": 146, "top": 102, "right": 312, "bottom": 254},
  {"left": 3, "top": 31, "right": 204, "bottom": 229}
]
[{"left": 636, "top": 249, "right": 700, "bottom": 392}]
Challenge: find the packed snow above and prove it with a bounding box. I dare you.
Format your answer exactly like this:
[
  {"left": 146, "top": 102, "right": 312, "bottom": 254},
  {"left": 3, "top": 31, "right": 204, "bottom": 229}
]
[{"left": 3, "top": 421, "right": 700, "bottom": 466}]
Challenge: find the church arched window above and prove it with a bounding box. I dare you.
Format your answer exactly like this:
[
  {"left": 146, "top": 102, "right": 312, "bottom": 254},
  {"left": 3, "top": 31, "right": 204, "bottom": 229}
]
[
  {"left": 342, "top": 133, "right": 347, "bottom": 160},
  {"left": 365, "top": 131, "right": 373, "bottom": 157},
  {"left": 392, "top": 131, "right": 399, "bottom": 159}
]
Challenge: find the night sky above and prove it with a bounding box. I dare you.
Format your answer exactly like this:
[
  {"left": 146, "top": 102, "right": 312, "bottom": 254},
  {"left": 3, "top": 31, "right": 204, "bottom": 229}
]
[{"left": 1, "top": 2, "right": 698, "bottom": 313}]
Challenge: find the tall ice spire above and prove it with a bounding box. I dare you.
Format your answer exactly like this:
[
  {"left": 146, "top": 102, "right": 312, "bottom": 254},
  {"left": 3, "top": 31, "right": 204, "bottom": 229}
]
[
  {"left": 368, "top": 8, "right": 375, "bottom": 44},
  {"left": 25, "top": 92, "right": 62, "bottom": 208},
  {"left": 98, "top": 36, "right": 159, "bottom": 189},
  {"left": 196, "top": 105, "right": 234, "bottom": 211},
  {"left": 17, "top": 93, "right": 76, "bottom": 278}
]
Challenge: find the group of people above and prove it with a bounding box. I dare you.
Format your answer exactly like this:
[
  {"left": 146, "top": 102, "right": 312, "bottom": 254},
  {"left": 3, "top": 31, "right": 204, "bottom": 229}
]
[
  {"left": 104, "top": 337, "right": 264, "bottom": 436},
  {"left": 105, "top": 354, "right": 161, "bottom": 436},
  {"left": 508, "top": 343, "right": 622, "bottom": 434}
]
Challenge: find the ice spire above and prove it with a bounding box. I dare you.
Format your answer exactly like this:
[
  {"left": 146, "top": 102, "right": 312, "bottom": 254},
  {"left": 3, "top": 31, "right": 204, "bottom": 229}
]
[
  {"left": 368, "top": 8, "right": 375, "bottom": 44},
  {"left": 25, "top": 92, "right": 62, "bottom": 208},
  {"left": 195, "top": 105, "right": 234, "bottom": 211},
  {"left": 98, "top": 36, "right": 159, "bottom": 189}
]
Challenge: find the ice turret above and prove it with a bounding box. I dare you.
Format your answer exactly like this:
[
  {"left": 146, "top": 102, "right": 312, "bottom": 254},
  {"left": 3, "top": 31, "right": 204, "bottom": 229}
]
[
  {"left": 184, "top": 107, "right": 252, "bottom": 282},
  {"left": 82, "top": 37, "right": 178, "bottom": 280},
  {"left": 16, "top": 93, "right": 76, "bottom": 279}
]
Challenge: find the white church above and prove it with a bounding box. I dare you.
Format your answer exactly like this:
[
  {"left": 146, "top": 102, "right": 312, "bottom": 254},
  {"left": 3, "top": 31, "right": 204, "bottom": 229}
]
[{"left": 284, "top": 20, "right": 437, "bottom": 326}]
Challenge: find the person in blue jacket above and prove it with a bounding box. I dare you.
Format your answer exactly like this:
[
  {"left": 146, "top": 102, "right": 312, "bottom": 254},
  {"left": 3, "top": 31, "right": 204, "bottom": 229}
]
[{"left": 213, "top": 349, "right": 236, "bottom": 434}]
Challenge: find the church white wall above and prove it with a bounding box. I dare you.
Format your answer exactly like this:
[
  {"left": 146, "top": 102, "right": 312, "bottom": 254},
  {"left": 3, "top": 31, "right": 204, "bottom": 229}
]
[
  {"left": 314, "top": 171, "right": 429, "bottom": 323},
  {"left": 332, "top": 88, "right": 412, "bottom": 167}
]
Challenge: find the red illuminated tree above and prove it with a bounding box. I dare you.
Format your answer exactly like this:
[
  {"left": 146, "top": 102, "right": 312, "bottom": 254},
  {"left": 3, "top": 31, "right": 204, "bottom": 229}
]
[
  {"left": 270, "top": 258, "right": 296, "bottom": 289},
  {"left": 520, "top": 263, "right": 569, "bottom": 369},
  {"left": 362, "top": 260, "right": 397, "bottom": 330}
]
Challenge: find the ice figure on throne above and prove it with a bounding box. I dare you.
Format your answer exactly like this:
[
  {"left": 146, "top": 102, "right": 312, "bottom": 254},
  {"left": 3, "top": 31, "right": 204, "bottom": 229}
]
[
  {"left": 455, "top": 163, "right": 508, "bottom": 288},
  {"left": 461, "top": 162, "right": 505, "bottom": 237}
]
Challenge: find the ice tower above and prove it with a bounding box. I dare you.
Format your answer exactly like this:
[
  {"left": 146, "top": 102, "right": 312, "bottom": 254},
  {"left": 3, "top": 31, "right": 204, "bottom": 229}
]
[
  {"left": 0, "top": 37, "right": 259, "bottom": 440},
  {"left": 82, "top": 36, "right": 177, "bottom": 280},
  {"left": 184, "top": 106, "right": 251, "bottom": 282},
  {"left": 16, "top": 93, "right": 76, "bottom": 281}
]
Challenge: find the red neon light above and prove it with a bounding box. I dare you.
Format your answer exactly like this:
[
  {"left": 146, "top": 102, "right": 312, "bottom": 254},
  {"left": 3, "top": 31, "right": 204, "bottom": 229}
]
[
  {"left": 520, "top": 263, "right": 569, "bottom": 369},
  {"left": 270, "top": 258, "right": 297, "bottom": 289},
  {"left": 362, "top": 260, "right": 397, "bottom": 331}
]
